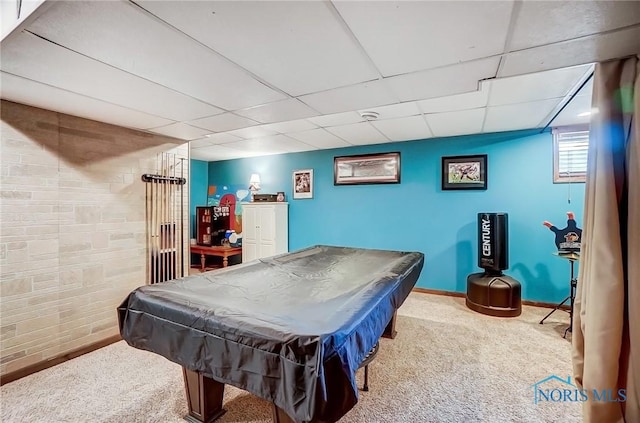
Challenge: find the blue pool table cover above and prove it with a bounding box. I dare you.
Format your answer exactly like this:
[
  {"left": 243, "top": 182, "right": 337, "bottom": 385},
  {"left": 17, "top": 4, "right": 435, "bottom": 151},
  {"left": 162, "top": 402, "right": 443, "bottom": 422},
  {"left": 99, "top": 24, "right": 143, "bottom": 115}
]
[{"left": 118, "top": 245, "right": 424, "bottom": 422}]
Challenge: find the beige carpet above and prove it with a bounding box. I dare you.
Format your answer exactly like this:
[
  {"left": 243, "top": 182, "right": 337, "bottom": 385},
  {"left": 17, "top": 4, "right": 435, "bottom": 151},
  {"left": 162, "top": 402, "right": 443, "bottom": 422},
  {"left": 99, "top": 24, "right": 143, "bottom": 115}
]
[{"left": 0, "top": 293, "right": 581, "bottom": 422}]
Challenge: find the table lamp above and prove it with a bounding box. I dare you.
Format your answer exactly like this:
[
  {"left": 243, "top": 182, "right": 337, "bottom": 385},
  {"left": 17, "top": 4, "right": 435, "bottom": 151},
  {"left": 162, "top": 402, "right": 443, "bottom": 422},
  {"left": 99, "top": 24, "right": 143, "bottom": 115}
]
[{"left": 249, "top": 173, "right": 261, "bottom": 201}]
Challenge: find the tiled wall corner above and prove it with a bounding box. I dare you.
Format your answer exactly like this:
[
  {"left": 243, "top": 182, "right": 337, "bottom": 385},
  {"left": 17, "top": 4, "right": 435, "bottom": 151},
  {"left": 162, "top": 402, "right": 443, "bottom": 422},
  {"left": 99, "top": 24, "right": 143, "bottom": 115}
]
[{"left": 0, "top": 100, "right": 190, "bottom": 376}]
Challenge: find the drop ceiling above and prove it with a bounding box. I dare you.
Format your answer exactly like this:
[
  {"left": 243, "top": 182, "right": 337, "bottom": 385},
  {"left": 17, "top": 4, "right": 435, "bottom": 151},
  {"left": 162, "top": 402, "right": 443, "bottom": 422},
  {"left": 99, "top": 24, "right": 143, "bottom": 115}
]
[{"left": 1, "top": 1, "right": 639, "bottom": 161}]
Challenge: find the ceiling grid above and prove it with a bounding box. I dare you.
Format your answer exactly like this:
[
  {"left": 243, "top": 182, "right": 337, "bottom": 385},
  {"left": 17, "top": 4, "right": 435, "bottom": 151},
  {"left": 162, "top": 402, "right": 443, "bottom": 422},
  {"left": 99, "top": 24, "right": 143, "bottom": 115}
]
[{"left": 1, "top": 0, "right": 638, "bottom": 160}]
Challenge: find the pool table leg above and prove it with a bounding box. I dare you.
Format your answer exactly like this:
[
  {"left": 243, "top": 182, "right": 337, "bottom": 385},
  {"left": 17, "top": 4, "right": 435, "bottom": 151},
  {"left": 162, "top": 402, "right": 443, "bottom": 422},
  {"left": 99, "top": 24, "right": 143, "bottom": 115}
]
[
  {"left": 382, "top": 310, "right": 398, "bottom": 339},
  {"left": 200, "top": 254, "right": 206, "bottom": 272},
  {"left": 182, "top": 368, "right": 226, "bottom": 423},
  {"left": 272, "top": 404, "right": 296, "bottom": 423}
]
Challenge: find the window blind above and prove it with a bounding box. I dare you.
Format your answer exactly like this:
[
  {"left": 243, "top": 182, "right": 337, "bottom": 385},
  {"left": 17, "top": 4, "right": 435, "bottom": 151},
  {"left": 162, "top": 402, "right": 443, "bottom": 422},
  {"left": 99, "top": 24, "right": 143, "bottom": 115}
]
[{"left": 553, "top": 129, "right": 589, "bottom": 182}]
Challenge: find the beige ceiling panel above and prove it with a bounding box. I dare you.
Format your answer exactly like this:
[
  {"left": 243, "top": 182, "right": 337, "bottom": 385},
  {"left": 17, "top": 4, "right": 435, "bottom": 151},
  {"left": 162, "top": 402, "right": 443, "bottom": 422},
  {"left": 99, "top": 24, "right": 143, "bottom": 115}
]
[
  {"left": 334, "top": 1, "right": 513, "bottom": 76},
  {"left": 484, "top": 98, "right": 561, "bottom": 132},
  {"left": 26, "top": 1, "right": 286, "bottom": 110},
  {"left": 299, "top": 80, "right": 398, "bottom": 115},
  {"left": 235, "top": 99, "right": 320, "bottom": 124},
  {"left": 0, "top": 72, "right": 173, "bottom": 130},
  {"left": 371, "top": 116, "right": 433, "bottom": 142},
  {"left": 510, "top": 1, "right": 640, "bottom": 51},
  {"left": 286, "top": 128, "right": 351, "bottom": 149},
  {"left": 325, "top": 122, "right": 390, "bottom": 145},
  {"left": 425, "top": 108, "right": 485, "bottom": 138},
  {"left": 500, "top": 26, "right": 640, "bottom": 77},
  {"left": 188, "top": 113, "right": 259, "bottom": 133},
  {"left": 136, "top": 1, "right": 378, "bottom": 96},
  {"left": 387, "top": 57, "right": 500, "bottom": 102}
]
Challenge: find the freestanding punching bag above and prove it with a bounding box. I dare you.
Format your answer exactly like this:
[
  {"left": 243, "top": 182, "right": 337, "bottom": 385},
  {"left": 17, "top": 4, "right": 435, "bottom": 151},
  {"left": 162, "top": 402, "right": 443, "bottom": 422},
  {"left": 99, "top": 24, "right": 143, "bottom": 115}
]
[{"left": 466, "top": 213, "right": 522, "bottom": 317}]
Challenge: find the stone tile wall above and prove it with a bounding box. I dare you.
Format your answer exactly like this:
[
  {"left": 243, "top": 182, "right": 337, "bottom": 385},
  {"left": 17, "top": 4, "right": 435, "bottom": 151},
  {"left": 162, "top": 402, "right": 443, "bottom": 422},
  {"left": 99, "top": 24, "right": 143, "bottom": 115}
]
[{"left": 0, "top": 100, "right": 190, "bottom": 375}]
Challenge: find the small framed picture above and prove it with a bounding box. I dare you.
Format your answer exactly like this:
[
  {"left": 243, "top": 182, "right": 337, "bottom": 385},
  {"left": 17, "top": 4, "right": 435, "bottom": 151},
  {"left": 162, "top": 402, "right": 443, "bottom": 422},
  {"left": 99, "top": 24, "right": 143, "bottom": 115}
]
[
  {"left": 292, "top": 169, "right": 313, "bottom": 199},
  {"left": 441, "top": 154, "right": 488, "bottom": 190},
  {"left": 276, "top": 191, "right": 285, "bottom": 202}
]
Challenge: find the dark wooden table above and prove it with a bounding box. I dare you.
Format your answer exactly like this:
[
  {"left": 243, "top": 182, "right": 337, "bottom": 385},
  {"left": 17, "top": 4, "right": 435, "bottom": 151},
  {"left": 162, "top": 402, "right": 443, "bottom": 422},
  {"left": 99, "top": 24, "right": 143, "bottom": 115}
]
[{"left": 190, "top": 245, "right": 242, "bottom": 271}]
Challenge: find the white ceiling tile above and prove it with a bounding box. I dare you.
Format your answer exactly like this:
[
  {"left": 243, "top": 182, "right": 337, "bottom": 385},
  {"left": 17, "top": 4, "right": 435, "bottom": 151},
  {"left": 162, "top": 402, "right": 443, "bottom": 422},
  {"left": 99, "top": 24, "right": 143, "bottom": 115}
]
[
  {"left": 187, "top": 113, "right": 259, "bottom": 133},
  {"left": 371, "top": 116, "right": 433, "bottom": 142},
  {"left": 484, "top": 98, "right": 562, "bottom": 132},
  {"left": 189, "top": 138, "right": 216, "bottom": 149},
  {"left": 2, "top": 0, "right": 637, "bottom": 157},
  {"left": 190, "top": 144, "right": 259, "bottom": 161},
  {"left": 262, "top": 119, "right": 318, "bottom": 134},
  {"left": 387, "top": 57, "right": 500, "bottom": 102},
  {"left": 1, "top": 0, "right": 47, "bottom": 41},
  {"left": 580, "top": 77, "right": 594, "bottom": 96},
  {"left": 225, "top": 135, "right": 316, "bottom": 154},
  {"left": 489, "top": 64, "right": 592, "bottom": 106},
  {"left": 286, "top": 128, "right": 351, "bottom": 149},
  {"left": 148, "top": 123, "right": 212, "bottom": 141},
  {"left": 425, "top": 108, "right": 486, "bottom": 138},
  {"left": 199, "top": 133, "right": 243, "bottom": 145},
  {"left": 549, "top": 92, "right": 593, "bottom": 128},
  {"left": 500, "top": 26, "right": 640, "bottom": 77},
  {"left": 234, "top": 99, "right": 319, "bottom": 124},
  {"left": 0, "top": 32, "right": 224, "bottom": 122},
  {"left": 308, "top": 111, "right": 364, "bottom": 127},
  {"left": 26, "top": 1, "right": 286, "bottom": 110},
  {"left": 298, "top": 79, "right": 398, "bottom": 115},
  {"left": 0, "top": 72, "right": 173, "bottom": 130},
  {"left": 136, "top": 1, "right": 378, "bottom": 96},
  {"left": 510, "top": 1, "right": 640, "bottom": 51},
  {"left": 226, "top": 125, "right": 279, "bottom": 140},
  {"left": 334, "top": 1, "right": 513, "bottom": 76},
  {"left": 418, "top": 84, "right": 489, "bottom": 113},
  {"left": 325, "top": 122, "right": 390, "bottom": 145},
  {"left": 360, "top": 102, "right": 421, "bottom": 120}
]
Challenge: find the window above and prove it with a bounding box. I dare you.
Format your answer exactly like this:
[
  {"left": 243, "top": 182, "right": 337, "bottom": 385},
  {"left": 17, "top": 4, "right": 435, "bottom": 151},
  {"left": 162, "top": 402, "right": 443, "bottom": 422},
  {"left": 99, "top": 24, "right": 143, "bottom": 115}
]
[{"left": 553, "top": 127, "right": 589, "bottom": 183}]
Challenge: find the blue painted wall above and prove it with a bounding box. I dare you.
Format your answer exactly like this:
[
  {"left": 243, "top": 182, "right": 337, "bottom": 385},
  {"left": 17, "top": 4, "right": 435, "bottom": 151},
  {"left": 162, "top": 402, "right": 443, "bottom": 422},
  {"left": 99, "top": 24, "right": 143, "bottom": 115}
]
[
  {"left": 190, "top": 159, "right": 209, "bottom": 239},
  {"left": 205, "top": 129, "right": 585, "bottom": 303}
]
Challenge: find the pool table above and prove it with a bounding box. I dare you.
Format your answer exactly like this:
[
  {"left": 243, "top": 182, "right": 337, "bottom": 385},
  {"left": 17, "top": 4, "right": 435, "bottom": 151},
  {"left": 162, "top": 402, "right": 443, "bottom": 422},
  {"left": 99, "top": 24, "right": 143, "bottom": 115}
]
[{"left": 118, "top": 245, "right": 424, "bottom": 423}]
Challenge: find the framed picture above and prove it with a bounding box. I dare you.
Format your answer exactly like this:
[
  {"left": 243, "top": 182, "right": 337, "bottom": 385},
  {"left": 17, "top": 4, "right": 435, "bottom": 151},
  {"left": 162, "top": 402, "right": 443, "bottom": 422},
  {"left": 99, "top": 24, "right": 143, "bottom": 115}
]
[
  {"left": 441, "top": 154, "right": 487, "bottom": 190},
  {"left": 334, "top": 152, "right": 401, "bottom": 185},
  {"left": 292, "top": 169, "right": 313, "bottom": 199}
]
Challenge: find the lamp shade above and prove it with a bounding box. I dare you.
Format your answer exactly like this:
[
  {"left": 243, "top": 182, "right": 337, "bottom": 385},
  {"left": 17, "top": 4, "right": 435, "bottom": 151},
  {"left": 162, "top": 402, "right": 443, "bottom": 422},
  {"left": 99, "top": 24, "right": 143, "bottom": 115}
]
[{"left": 249, "top": 173, "right": 261, "bottom": 185}]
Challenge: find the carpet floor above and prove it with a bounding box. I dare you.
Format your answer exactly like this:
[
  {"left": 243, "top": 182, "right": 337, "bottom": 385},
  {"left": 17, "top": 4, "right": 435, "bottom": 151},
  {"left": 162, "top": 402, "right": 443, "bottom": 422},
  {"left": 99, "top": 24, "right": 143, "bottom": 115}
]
[{"left": 0, "top": 293, "right": 581, "bottom": 422}]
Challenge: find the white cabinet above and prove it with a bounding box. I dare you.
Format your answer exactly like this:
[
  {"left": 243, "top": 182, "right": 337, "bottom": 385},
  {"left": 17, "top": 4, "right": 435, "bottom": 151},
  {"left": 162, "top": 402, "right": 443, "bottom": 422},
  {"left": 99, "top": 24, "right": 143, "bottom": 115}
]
[{"left": 242, "top": 202, "right": 288, "bottom": 262}]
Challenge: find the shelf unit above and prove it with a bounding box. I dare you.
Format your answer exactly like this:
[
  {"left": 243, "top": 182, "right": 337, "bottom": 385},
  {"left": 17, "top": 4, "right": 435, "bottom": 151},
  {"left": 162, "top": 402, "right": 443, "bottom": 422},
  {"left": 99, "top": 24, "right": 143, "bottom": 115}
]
[{"left": 196, "top": 206, "right": 230, "bottom": 247}]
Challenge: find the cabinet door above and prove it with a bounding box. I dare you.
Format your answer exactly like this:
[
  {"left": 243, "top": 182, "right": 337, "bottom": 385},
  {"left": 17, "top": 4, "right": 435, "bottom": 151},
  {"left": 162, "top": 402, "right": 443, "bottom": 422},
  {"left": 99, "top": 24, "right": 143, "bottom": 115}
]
[
  {"left": 258, "top": 206, "right": 276, "bottom": 243},
  {"left": 243, "top": 206, "right": 258, "bottom": 243},
  {"left": 243, "top": 241, "right": 258, "bottom": 263},
  {"left": 259, "top": 243, "right": 275, "bottom": 259}
]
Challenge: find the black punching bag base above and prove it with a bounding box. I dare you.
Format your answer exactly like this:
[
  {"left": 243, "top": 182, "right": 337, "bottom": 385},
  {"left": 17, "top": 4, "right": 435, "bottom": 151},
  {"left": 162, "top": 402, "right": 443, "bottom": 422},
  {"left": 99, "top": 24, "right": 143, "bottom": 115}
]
[{"left": 466, "top": 272, "right": 522, "bottom": 317}]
